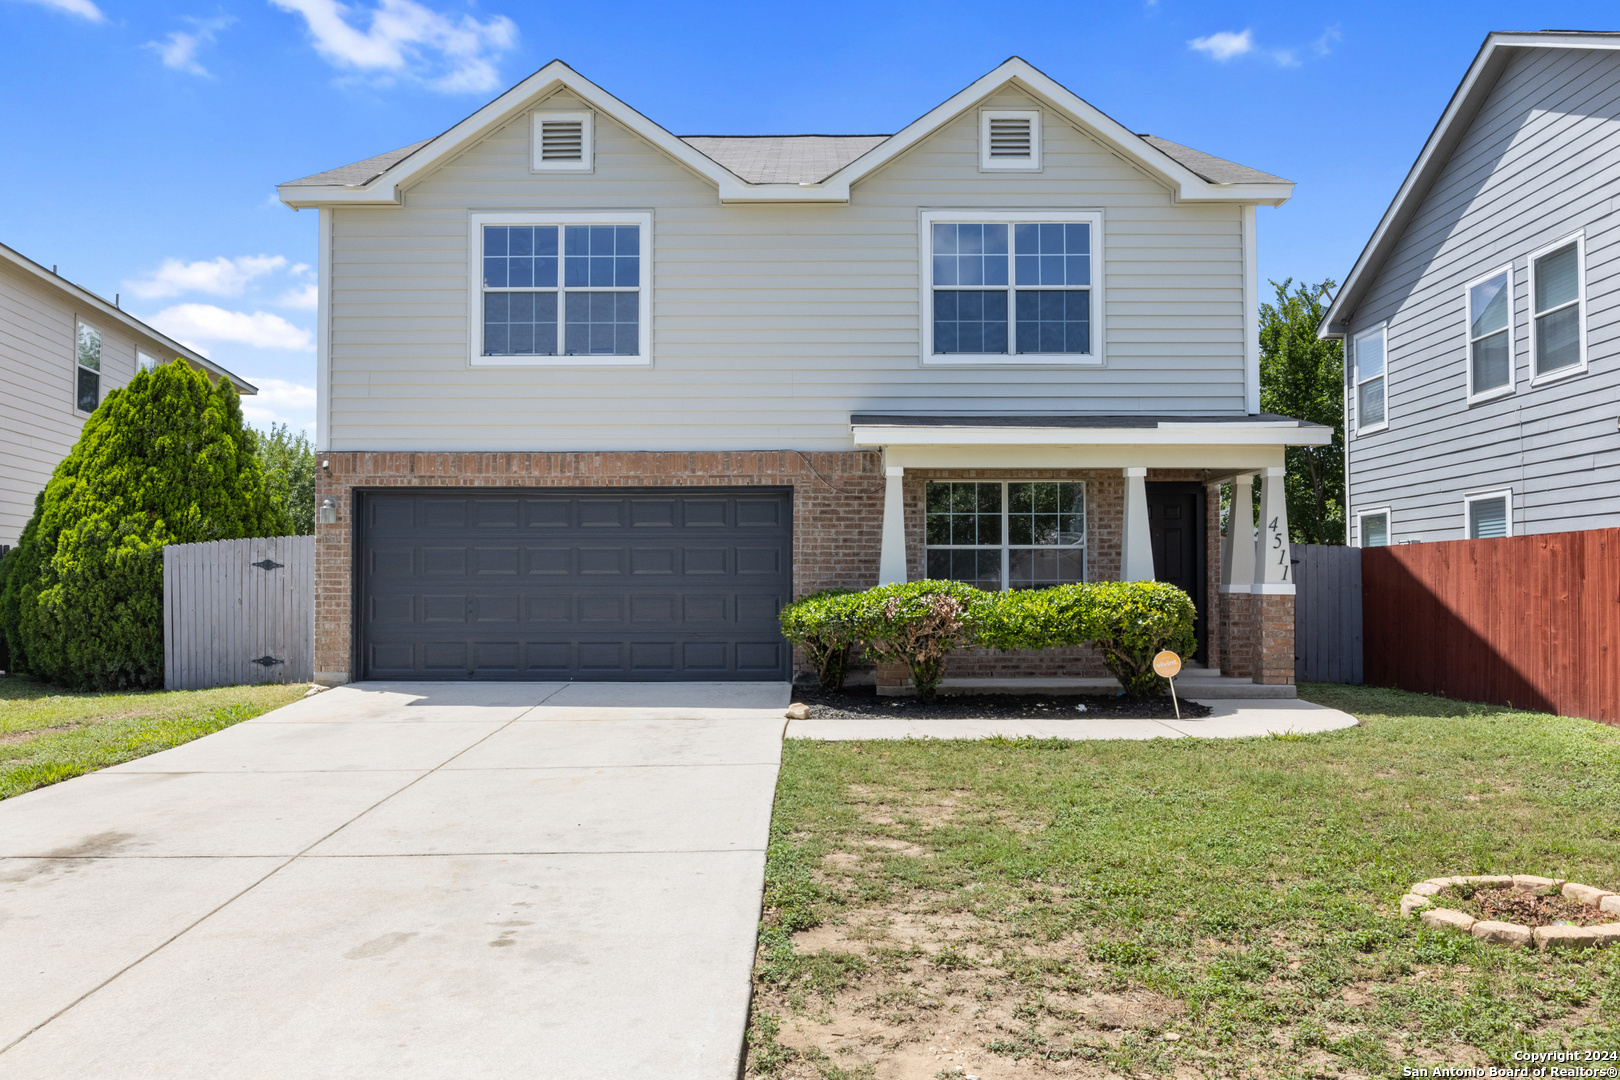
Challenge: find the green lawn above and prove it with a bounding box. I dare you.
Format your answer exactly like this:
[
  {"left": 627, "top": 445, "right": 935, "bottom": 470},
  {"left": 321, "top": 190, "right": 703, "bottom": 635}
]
[
  {"left": 747, "top": 684, "right": 1620, "bottom": 1079},
  {"left": 1, "top": 675, "right": 309, "bottom": 800}
]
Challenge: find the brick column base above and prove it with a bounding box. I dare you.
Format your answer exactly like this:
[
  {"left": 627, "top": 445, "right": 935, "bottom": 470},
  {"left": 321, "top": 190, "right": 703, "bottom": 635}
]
[
  {"left": 1255, "top": 592, "right": 1296, "bottom": 685},
  {"left": 1220, "top": 590, "right": 1257, "bottom": 679}
]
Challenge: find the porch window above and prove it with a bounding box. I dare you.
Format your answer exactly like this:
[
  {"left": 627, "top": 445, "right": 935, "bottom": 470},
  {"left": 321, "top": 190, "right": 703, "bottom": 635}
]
[{"left": 924, "top": 480, "right": 1085, "bottom": 590}]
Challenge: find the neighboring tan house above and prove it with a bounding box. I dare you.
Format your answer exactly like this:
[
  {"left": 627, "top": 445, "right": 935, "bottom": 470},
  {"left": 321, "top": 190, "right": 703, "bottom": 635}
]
[
  {"left": 1320, "top": 31, "right": 1620, "bottom": 547},
  {"left": 0, "top": 242, "right": 257, "bottom": 549},
  {"left": 277, "top": 57, "right": 1329, "bottom": 687}
]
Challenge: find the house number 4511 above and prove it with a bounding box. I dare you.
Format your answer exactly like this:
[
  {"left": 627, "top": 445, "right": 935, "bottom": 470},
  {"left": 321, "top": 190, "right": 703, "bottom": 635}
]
[{"left": 1269, "top": 517, "right": 1289, "bottom": 581}]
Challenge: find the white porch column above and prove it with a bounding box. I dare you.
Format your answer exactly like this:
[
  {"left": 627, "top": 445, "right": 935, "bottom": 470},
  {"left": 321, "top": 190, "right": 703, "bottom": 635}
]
[
  {"left": 1220, "top": 473, "right": 1256, "bottom": 593},
  {"left": 1121, "top": 467, "right": 1155, "bottom": 582},
  {"left": 878, "top": 466, "right": 907, "bottom": 585},
  {"left": 1252, "top": 465, "right": 1294, "bottom": 592}
]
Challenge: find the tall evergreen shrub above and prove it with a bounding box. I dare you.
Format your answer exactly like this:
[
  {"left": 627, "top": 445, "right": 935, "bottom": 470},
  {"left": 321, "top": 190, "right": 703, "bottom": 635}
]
[{"left": 0, "top": 360, "right": 289, "bottom": 689}]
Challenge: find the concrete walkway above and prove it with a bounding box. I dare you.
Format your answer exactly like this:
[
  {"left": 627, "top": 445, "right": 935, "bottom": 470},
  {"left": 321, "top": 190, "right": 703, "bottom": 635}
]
[{"left": 0, "top": 681, "right": 790, "bottom": 1080}]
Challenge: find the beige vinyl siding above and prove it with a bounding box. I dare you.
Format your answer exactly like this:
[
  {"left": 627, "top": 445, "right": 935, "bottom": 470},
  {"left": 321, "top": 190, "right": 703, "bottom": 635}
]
[
  {"left": 1346, "top": 47, "right": 1620, "bottom": 542},
  {"left": 325, "top": 87, "right": 1250, "bottom": 451}
]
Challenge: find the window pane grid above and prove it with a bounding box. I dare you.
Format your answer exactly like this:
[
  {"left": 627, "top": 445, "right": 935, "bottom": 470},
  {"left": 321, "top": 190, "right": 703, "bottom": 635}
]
[
  {"left": 925, "top": 481, "right": 1085, "bottom": 590},
  {"left": 482, "top": 223, "right": 640, "bottom": 357},
  {"left": 930, "top": 219, "right": 1093, "bottom": 357}
]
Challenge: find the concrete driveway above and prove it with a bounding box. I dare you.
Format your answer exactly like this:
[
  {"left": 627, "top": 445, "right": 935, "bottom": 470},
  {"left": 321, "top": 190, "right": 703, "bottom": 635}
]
[{"left": 0, "top": 681, "right": 789, "bottom": 1079}]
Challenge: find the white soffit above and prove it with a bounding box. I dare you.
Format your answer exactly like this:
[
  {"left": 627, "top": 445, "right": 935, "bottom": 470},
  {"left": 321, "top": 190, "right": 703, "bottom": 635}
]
[{"left": 850, "top": 422, "right": 1332, "bottom": 447}]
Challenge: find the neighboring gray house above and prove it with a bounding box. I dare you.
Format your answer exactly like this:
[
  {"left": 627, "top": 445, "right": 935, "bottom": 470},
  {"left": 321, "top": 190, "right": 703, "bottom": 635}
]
[
  {"left": 278, "top": 57, "right": 1328, "bottom": 687},
  {"left": 1321, "top": 31, "right": 1620, "bottom": 547},
  {"left": 0, "top": 242, "right": 256, "bottom": 549}
]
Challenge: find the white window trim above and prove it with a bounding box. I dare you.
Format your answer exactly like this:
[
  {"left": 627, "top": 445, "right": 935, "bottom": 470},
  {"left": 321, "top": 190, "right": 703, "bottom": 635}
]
[
  {"left": 918, "top": 209, "right": 1104, "bottom": 367},
  {"left": 1528, "top": 231, "right": 1587, "bottom": 385},
  {"left": 1462, "top": 488, "right": 1513, "bottom": 540},
  {"left": 1354, "top": 506, "right": 1392, "bottom": 548},
  {"left": 1463, "top": 264, "right": 1516, "bottom": 403},
  {"left": 979, "top": 109, "right": 1042, "bottom": 172},
  {"left": 922, "top": 479, "right": 1087, "bottom": 591},
  {"left": 531, "top": 110, "right": 594, "bottom": 173},
  {"left": 74, "top": 318, "right": 102, "bottom": 416},
  {"left": 1352, "top": 322, "right": 1388, "bottom": 435},
  {"left": 467, "top": 211, "right": 652, "bottom": 367}
]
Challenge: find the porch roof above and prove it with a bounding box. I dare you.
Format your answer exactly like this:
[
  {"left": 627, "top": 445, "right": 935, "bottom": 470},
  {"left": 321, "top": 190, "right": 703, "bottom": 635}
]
[{"left": 849, "top": 413, "right": 1332, "bottom": 447}]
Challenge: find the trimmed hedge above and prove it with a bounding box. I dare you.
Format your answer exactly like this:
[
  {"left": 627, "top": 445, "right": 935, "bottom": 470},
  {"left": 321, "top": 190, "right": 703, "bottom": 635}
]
[{"left": 779, "top": 580, "right": 1195, "bottom": 700}]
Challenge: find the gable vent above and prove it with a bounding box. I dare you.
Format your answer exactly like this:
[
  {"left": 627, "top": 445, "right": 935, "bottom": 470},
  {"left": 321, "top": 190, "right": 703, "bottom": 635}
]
[
  {"left": 988, "top": 117, "right": 1032, "bottom": 158},
  {"left": 540, "top": 120, "right": 584, "bottom": 161}
]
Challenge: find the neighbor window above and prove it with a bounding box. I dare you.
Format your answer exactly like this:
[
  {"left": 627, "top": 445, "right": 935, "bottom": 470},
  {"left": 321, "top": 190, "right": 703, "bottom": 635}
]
[
  {"left": 75, "top": 320, "right": 101, "bottom": 413},
  {"left": 1465, "top": 491, "right": 1511, "bottom": 539},
  {"left": 1358, "top": 509, "right": 1390, "bottom": 548},
  {"left": 136, "top": 349, "right": 159, "bottom": 374},
  {"left": 924, "top": 480, "right": 1086, "bottom": 590},
  {"left": 1531, "top": 236, "right": 1584, "bottom": 378},
  {"left": 472, "top": 215, "right": 651, "bottom": 365},
  {"left": 1465, "top": 267, "right": 1512, "bottom": 397},
  {"left": 1353, "top": 325, "right": 1386, "bottom": 432},
  {"left": 924, "top": 213, "right": 1099, "bottom": 362}
]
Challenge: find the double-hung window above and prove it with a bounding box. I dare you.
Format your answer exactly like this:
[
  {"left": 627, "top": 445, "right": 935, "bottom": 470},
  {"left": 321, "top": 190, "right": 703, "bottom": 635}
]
[
  {"left": 922, "top": 211, "right": 1101, "bottom": 364},
  {"left": 470, "top": 213, "right": 652, "bottom": 366},
  {"left": 1531, "top": 234, "right": 1585, "bottom": 379},
  {"left": 1353, "top": 324, "right": 1386, "bottom": 432},
  {"left": 924, "top": 480, "right": 1086, "bottom": 590},
  {"left": 75, "top": 320, "right": 101, "bottom": 413},
  {"left": 1465, "top": 267, "right": 1513, "bottom": 399}
]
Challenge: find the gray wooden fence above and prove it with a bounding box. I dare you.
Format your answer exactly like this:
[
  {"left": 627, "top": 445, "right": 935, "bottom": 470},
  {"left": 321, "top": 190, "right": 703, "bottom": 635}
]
[
  {"left": 1292, "top": 543, "right": 1363, "bottom": 684},
  {"left": 163, "top": 536, "right": 314, "bottom": 689}
]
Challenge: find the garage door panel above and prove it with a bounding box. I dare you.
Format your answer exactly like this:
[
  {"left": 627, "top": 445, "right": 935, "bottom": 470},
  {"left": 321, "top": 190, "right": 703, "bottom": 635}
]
[{"left": 359, "top": 490, "right": 791, "bottom": 680}]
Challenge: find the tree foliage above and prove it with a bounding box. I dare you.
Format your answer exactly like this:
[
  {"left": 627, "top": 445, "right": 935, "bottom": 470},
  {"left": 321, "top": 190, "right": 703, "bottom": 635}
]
[
  {"left": 256, "top": 422, "right": 317, "bottom": 536},
  {"left": 0, "top": 360, "right": 290, "bottom": 689},
  {"left": 1259, "top": 279, "right": 1346, "bottom": 544}
]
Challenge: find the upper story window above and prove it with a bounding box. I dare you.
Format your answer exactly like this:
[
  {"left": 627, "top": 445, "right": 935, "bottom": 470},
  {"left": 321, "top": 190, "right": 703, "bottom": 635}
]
[
  {"left": 979, "top": 110, "right": 1041, "bottom": 171},
  {"left": 469, "top": 213, "right": 651, "bottom": 366},
  {"left": 924, "top": 480, "right": 1086, "bottom": 590},
  {"left": 75, "top": 320, "right": 101, "bottom": 413},
  {"left": 1465, "top": 266, "right": 1513, "bottom": 399},
  {"left": 1531, "top": 234, "right": 1585, "bottom": 380},
  {"left": 921, "top": 211, "right": 1100, "bottom": 365},
  {"left": 531, "top": 111, "right": 593, "bottom": 172},
  {"left": 1353, "top": 324, "right": 1386, "bottom": 433},
  {"left": 1465, "top": 490, "right": 1511, "bottom": 539}
]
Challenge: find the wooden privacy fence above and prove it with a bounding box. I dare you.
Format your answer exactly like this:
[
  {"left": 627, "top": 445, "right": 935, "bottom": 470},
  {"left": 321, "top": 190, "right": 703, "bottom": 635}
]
[
  {"left": 163, "top": 536, "right": 314, "bottom": 690},
  {"left": 1362, "top": 528, "right": 1620, "bottom": 725},
  {"left": 1292, "top": 543, "right": 1363, "bottom": 684}
]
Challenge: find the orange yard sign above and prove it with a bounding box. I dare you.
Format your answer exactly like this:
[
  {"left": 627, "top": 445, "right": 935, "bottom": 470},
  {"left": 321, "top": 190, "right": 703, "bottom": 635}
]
[{"left": 1152, "top": 651, "right": 1182, "bottom": 679}]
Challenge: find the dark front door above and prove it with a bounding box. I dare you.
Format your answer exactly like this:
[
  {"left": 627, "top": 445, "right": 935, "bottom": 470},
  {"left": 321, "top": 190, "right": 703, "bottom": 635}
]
[
  {"left": 1145, "top": 482, "right": 1207, "bottom": 664},
  {"left": 355, "top": 488, "right": 793, "bottom": 680}
]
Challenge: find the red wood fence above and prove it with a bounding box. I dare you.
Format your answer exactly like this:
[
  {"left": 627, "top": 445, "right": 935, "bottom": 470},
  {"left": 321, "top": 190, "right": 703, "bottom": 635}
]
[{"left": 1362, "top": 528, "right": 1619, "bottom": 725}]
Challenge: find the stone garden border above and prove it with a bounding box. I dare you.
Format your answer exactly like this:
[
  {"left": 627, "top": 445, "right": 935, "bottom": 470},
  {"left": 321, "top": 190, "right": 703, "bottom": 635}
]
[{"left": 1399, "top": 875, "right": 1620, "bottom": 950}]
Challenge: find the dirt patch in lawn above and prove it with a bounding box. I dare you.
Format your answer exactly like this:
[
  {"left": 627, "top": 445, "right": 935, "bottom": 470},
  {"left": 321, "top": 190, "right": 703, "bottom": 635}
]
[
  {"left": 0, "top": 722, "right": 88, "bottom": 745},
  {"left": 1451, "top": 886, "right": 1616, "bottom": 927},
  {"left": 795, "top": 686, "right": 1212, "bottom": 721}
]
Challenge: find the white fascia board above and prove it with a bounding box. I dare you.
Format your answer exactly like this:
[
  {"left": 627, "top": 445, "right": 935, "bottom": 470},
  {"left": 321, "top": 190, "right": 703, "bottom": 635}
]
[
  {"left": 851, "top": 423, "right": 1331, "bottom": 447},
  {"left": 1318, "top": 32, "right": 1620, "bottom": 339},
  {"left": 882, "top": 443, "right": 1288, "bottom": 471}
]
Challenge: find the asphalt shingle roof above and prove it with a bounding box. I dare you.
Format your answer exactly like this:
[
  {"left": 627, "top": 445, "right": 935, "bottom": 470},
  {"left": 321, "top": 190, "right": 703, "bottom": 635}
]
[
  {"left": 1136, "top": 135, "right": 1290, "bottom": 186},
  {"left": 282, "top": 141, "right": 432, "bottom": 188}
]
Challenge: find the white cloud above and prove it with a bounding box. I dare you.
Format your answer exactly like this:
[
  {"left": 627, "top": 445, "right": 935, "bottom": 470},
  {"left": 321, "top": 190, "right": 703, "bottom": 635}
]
[
  {"left": 1189, "top": 29, "right": 1253, "bottom": 62},
  {"left": 13, "top": 0, "right": 104, "bottom": 21},
  {"left": 148, "top": 304, "right": 314, "bottom": 351},
  {"left": 126, "top": 255, "right": 290, "bottom": 300},
  {"left": 240, "top": 377, "right": 317, "bottom": 437},
  {"left": 276, "top": 284, "right": 319, "bottom": 310},
  {"left": 271, "top": 0, "right": 518, "bottom": 93},
  {"left": 146, "top": 16, "right": 233, "bottom": 77},
  {"left": 1314, "top": 24, "right": 1342, "bottom": 57}
]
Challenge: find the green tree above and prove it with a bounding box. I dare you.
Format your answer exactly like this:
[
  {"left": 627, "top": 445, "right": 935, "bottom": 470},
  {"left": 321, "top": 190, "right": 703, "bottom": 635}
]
[
  {"left": 0, "top": 359, "right": 290, "bottom": 689},
  {"left": 256, "top": 422, "right": 317, "bottom": 536},
  {"left": 1259, "top": 279, "right": 1345, "bottom": 544}
]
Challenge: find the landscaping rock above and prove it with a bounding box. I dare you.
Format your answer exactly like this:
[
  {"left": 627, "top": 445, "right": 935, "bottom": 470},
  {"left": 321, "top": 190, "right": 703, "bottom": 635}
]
[
  {"left": 1400, "top": 894, "right": 1433, "bottom": 917},
  {"left": 1470, "top": 920, "right": 1531, "bottom": 947},
  {"left": 1533, "top": 925, "right": 1601, "bottom": 950},
  {"left": 1420, "top": 908, "right": 1475, "bottom": 932},
  {"left": 1409, "top": 882, "right": 1445, "bottom": 896},
  {"left": 1513, "top": 874, "right": 1565, "bottom": 890},
  {"left": 1593, "top": 923, "right": 1620, "bottom": 948},
  {"left": 1561, "top": 882, "right": 1613, "bottom": 906},
  {"left": 1423, "top": 877, "right": 1465, "bottom": 888},
  {"left": 1461, "top": 875, "right": 1515, "bottom": 886},
  {"left": 785, "top": 703, "right": 810, "bottom": 720},
  {"left": 1602, "top": 895, "right": 1620, "bottom": 916}
]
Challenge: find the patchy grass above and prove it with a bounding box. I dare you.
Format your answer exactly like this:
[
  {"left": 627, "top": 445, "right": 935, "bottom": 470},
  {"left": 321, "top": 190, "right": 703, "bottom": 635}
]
[
  {"left": 745, "top": 684, "right": 1620, "bottom": 1078},
  {"left": 0, "top": 675, "right": 307, "bottom": 800}
]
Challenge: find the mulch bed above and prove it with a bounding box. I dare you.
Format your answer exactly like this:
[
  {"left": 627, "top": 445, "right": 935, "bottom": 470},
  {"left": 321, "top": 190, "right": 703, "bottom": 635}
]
[
  {"left": 1454, "top": 886, "right": 1615, "bottom": 927},
  {"left": 793, "top": 684, "right": 1213, "bottom": 720}
]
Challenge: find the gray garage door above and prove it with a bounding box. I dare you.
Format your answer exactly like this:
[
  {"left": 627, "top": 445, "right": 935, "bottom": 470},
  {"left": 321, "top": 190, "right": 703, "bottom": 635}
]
[{"left": 357, "top": 489, "right": 792, "bottom": 680}]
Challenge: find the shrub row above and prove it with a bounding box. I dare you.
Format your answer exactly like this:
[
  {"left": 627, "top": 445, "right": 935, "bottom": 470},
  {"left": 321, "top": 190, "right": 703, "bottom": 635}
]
[{"left": 779, "top": 579, "right": 1196, "bottom": 701}]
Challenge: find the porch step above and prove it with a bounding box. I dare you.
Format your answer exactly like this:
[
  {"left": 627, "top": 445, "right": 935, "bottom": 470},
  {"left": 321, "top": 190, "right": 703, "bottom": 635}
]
[{"left": 922, "top": 676, "right": 1297, "bottom": 700}]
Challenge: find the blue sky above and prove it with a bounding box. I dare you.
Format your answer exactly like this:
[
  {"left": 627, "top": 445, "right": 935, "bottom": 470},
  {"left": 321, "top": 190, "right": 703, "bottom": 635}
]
[{"left": 2, "top": 0, "right": 1613, "bottom": 437}]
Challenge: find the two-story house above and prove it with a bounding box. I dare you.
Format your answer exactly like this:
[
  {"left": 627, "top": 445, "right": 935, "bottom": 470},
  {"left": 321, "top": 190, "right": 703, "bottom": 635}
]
[
  {"left": 1, "top": 241, "right": 255, "bottom": 550},
  {"left": 1321, "top": 31, "right": 1620, "bottom": 548},
  {"left": 277, "top": 58, "right": 1328, "bottom": 688}
]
